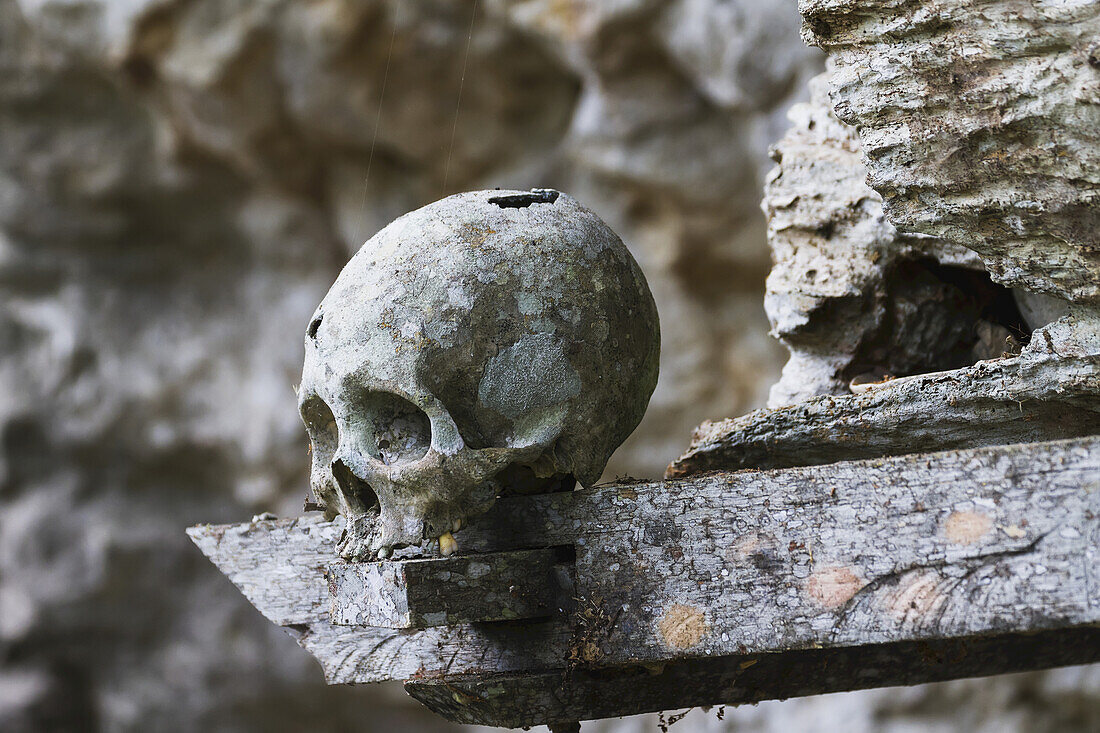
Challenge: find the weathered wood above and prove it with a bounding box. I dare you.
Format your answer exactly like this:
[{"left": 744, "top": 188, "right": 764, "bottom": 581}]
[
  {"left": 327, "top": 548, "right": 571, "bottom": 627},
  {"left": 189, "top": 436, "right": 1099, "bottom": 699},
  {"left": 294, "top": 619, "right": 570, "bottom": 685},
  {"left": 187, "top": 514, "right": 573, "bottom": 683},
  {"left": 668, "top": 349, "right": 1100, "bottom": 477},
  {"left": 578, "top": 437, "right": 1099, "bottom": 668},
  {"left": 186, "top": 514, "right": 340, "bottom": 626},
  {"left": 406, "top": 627, "right": 1100, "bottom": 728}
]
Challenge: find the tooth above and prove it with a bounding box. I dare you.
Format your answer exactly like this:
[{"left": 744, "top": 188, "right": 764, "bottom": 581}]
[
  {"left": 376, "top": 546, "right": 392, "bottom": 560},
  {"left": 439, "top": 532, "right": 458, "bottom": 556},
  {"left": 452, "top": 518, "right": 463, "bottom": 532}
]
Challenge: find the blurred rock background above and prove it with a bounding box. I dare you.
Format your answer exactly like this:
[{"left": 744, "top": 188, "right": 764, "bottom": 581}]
[{"left": 0, "top": 0, "right": 1095, "bottom": 731}]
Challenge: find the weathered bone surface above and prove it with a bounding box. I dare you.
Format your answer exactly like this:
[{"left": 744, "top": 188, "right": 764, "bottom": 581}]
[
  {"left": 299, "top": 189, "right": 660, "bottom": 560},
  {"left": 799, "top": 0, "right": 1100, "bottom": 302},
  {"left": 669, "top": 310, "right": 1100, "bottom": 476}
]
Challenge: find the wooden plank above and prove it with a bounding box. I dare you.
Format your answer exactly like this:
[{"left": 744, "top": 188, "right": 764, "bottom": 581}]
[
  {"left": 188, "top": 436, "right": 1099, "bottom": 690},
  {"left": 574, "top": 437, "right": 1099, "bottom": 668},
  {"left": 185, "top": 498, "right": 575, "bottom": 625},
  {"left": 294, "top": 619, "right": 570, "bottom": 685},
  {"left": 406, "top": 626, "right": 1100, "bottom": 728},
  {"left": 667, "top": 352, "right": 1100, "bottom": 477},
  {"left": 328, "top": 548, "right": 571, "bottom": 627},
  {"left": 186, "top": 514, "right": 340, "bottom": 626},
  {"left": 187, "top": 514, "right": 573, "bottom": 683}
]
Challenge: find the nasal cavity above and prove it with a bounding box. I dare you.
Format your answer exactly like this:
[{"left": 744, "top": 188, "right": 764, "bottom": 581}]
[{"left": 331, "top": 458, "right": 379, "bottom": 513}]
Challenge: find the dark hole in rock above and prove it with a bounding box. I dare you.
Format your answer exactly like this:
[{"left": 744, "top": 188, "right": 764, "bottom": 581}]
[
  {"left": 2, "top": 417, "right": 52, "bottom": 498},
  {"left": 1088, "top": 42, "right": 1100, "bottom": 68},
  {"left": 846, "top": 258, "right": 1031, "bottom": 382},
  {"left": 307, "top": 314, "right": 322, "bottom": 339},
  {"left": 487, "top": 189, "right": 560, "bottom": 208}
]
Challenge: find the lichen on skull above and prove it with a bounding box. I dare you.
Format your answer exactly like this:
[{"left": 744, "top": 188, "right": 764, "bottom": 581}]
[{"left": 298, "top": 189, "right": 660, "bottom": 560}]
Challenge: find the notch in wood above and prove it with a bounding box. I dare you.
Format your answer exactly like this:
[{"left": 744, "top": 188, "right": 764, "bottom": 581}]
[{"left": 327, "top": 547, "right": 572, "bottom": 628}]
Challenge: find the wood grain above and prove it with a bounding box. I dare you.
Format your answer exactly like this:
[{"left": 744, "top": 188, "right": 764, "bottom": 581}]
[{"left": 189, "top": 436, "right": 1099, "bottom": 698}]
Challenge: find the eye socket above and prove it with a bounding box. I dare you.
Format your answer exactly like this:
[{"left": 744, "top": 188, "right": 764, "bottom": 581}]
[
  {"left": 300, "top": 394, "right": 338, "bottom": 463},
  {"left": 352, "top": 391, "right": 432, "bottom": 466}
]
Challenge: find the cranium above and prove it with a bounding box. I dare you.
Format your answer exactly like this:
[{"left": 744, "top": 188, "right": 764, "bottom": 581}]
[{"left": 299, "top": 189, "right": 659, "bottom": 560}]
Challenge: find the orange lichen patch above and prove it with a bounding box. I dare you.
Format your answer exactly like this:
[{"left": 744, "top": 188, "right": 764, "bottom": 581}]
[
  {"left": 658, "top": 604, "right": 707, "bottom": 649},
  {"left": 943, "top": 511, "right": 992, "bottom": 545},
  {"left": 880, "top": 569, "right": 947, "bottom": 623},
  {"left": 807, "top": 566, "right": 865, "bottom": 609}
]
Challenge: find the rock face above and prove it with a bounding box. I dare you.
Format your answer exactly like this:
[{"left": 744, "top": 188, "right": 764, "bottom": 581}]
[
  {"left": 799, "top": 0, "right": 1100, "bottom": 302},
  {"left": 760, "top": 0, "right": 1100, "bottom": 468},
  {"left": 762, "top": 69, "right": 990, "bottom": 407},
  {"left": 0, "top": 0, "right": 821, "bottom": 730}
]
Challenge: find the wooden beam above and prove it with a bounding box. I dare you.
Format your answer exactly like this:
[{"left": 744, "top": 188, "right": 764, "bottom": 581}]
[
  {"left": 187, "top": 514, "right": 573, "bottom": 683},
  {"left": 667, "top": 352, "right": 1100, "bottom": 477},
  {"left": 573, "top": 437, "right": 1099, "bottom": 668},
  {"left": 405, "top": 627, "right": 1100, "bottom": 728},
  {"left": 187, "top": 514, "right": 340, "bottom": 627},
  {"left": 188, "top": 436, "right": 1099, "bottom": 722},
  {"left": 328, "top": 548, "right": 572, "bottom": 627}
]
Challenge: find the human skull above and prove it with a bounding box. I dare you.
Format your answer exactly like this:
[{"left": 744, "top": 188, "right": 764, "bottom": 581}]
[{"left": 299, "top": 189, "right": 659, "bottom": 560}]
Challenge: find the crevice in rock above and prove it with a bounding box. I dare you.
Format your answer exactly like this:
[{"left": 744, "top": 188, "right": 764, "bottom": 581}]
[{"left": 845, "top": 258, "right": 1031, "bottom": 383}]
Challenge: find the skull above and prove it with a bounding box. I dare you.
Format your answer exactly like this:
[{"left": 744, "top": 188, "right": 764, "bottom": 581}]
[{"left": 299, "top": 189, "right": 659, "bottom": 560}]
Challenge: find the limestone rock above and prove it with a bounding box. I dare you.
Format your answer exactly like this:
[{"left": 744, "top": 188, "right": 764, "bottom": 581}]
[
  {"left": 762, "top": 70, "right": 1012, "bottom": 407},
  {"left": 765, "top": 71, "right": 922, "bottom": 403},
  {"left": 800, "top": 0, "right": 1100, "bottom": 302}
]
